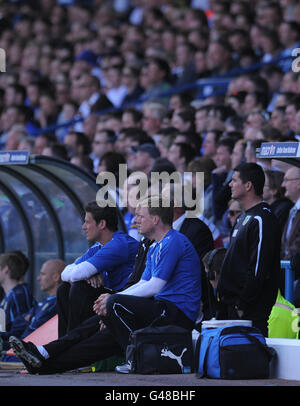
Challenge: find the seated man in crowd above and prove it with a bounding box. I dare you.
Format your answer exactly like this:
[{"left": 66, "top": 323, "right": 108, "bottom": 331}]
[
  {"left": 0, "top": 252, "right": 35, "bottom": 347},
  {"left": 9, "top": 196, "right": 202, "bottom": 375},
  {"left": 56, "top": 201, "right": 139, "bottom": 336}
]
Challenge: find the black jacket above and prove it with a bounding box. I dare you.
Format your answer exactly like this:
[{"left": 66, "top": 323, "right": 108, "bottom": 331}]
[
  {"left": 218, "top": 202, "right": 281, "bottom": 319},
  {"left": 123, "top": 238, "right": 154, "bottom": 289},
  {"left": 179, "top": 217, "right": 214, "bottom": 320},
  {"left": 179, "top": 217, "right": 214, "bottom": 261},
  {"left": 270, "top": 197, "right": 294, "bottom": 237}
]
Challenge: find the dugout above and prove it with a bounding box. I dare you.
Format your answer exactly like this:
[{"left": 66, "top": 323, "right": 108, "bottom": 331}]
[{"left": 0, "top": 151, "right": 125, "bottom": 300}]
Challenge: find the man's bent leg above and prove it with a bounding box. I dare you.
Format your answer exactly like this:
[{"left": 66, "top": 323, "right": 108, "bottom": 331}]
[
  {"left": 67, "top": 281, "right": 107, "bottom": 331},
  {"left": 104, "top": 294, "right": 191, "bottom": 350},
  {"left": 44, "top": 314, "right": 101, "bottom": 358},
  {"left": 56, "top": 282, "right": 71, "bottom": 337},
  {"left": 37, "top": 328, "right": 122, "bottom": 375}
]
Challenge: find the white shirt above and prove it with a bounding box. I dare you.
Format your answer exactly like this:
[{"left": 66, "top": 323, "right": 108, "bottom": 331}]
[
  {"left": 106, "top": 85, "right": 128, "bottom": 108},
  {"left": 286, "top": 198, "right": 300, "bottom": 240},
  {"left": 78, "top": 92, "right": 100, "bottom": 118},
  {"left": 172, "top": 213, "right": 186, "bottom": 231}
]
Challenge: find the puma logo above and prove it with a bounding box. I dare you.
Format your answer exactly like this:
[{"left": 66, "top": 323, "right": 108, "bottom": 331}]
[{"left": 161, "top": 346, "right": 187, "bottom": 369}]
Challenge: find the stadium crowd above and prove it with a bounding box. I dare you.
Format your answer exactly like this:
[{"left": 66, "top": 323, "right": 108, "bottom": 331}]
[
  {"left": 0, "top": 0, "right": 299, "bottom": 238},
  {"left": 1, "top": 0, "right": 300, "bottom": 373}
]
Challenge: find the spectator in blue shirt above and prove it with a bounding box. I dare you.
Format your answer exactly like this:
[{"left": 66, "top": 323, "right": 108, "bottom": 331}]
[{"left": 56, "top": 200, "right": 139, "bottom": 336}]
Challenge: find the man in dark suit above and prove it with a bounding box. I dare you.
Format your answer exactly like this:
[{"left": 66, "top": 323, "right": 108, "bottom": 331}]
[
  {"left": 163, "top": 182, "right": 214, "bottom": 320},
  {"left": 281, "top": 166, "right": 300, "bottom": 260}
]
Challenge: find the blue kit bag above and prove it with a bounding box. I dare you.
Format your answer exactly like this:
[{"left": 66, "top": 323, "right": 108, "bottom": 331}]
[{"left": 195, "top": 325, "right": 276, "bottom": 379}]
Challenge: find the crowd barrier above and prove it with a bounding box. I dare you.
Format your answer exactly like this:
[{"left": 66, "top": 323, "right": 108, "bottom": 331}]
[{"left": 281, "top": 260, "right": 295, "bottom": 304}]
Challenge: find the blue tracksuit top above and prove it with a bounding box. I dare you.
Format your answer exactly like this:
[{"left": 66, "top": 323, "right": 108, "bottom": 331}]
[
  {"left": 141, "top": 229, "right": 202, "bottom": 322},
  {"left": 75, "top": 231, "right": 139, "bottom": 291}
]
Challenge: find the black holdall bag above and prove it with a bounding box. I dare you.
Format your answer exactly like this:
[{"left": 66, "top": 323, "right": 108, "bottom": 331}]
[{"left": 125, "top": 324, "right": 194, "bottom": 374}]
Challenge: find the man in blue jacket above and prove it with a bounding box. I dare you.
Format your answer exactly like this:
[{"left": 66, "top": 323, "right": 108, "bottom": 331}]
[{"left": 56, "top": 201, "right": 139, "bottom": 336}]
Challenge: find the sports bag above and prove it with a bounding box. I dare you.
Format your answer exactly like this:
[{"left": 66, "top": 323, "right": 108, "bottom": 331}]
[
  {"left": 125, "top": 324, "right": 194, "bottom": 374},
  {"left": 195, "top": 325, "right": 276, "bottom": 379}
]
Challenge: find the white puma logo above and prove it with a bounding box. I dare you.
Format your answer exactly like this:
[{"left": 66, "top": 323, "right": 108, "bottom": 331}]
[{"left": 161, "top": 346, "right": 187, "bottom": 369}]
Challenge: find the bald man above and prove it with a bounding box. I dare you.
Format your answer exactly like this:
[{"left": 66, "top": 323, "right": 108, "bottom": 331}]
[
  {"left": 1, "top": 259, "right": 65, "bottom": 352},
  {"left": 37, "top": 259, "right": 65, "bottom": 298}
]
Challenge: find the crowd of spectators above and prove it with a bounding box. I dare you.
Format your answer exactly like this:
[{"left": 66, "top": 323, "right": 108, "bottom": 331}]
[
  {"left": 1, "top": 1, "right": 300, "bottom": 373},
  {"left": 0, "top": 0, "right": 300, "bottom": 251}
]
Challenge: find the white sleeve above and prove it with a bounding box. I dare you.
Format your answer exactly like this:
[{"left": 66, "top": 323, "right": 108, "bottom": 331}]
[
  {"left": 119, "top": 279, "right": 147, "bottom": 295},
  {"left": 61, "top": 264, "right": 76, "bottom": 282},
  {"left": 119, "top": 277, "right": 166, "bottom": 298},
  {"left": 69, "top": 262, "right": 98, "bottom": 282}
]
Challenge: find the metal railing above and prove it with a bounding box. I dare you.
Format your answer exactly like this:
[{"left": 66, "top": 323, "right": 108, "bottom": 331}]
[{"left": 281, "top": 260, "right": 295, "bottom": 304}]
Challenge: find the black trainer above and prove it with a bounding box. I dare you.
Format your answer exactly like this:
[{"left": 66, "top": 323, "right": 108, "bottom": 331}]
[{"left": 9, "top": 336, "right": 44, "bottom": 374}]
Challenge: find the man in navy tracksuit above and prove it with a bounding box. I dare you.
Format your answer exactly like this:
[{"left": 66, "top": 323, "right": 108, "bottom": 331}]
[
  {"left": 0, "top": 253, "right": 35, "bottom": 341},
  {"left": 218, "top": 163, "right": 281, "bottom": 336}
]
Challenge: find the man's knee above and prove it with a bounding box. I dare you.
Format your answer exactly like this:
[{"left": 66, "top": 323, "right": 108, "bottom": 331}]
[
  {"left": 57, "top": 282, "right": 71, "bottom": 301},
  {"left": 69, "top": 280, "right": 89, "bottom": 298},
  {"left": 106, "top": 293, "right": 121, "bottom": 316}
]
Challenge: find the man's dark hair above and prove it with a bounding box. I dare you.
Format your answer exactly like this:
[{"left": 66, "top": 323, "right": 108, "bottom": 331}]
[
  {"left": 217, "top": 136, "right": 235, "bottom": 154},
  {"left": 0, "top": 253, "right": 26, "bottom": 281},
  {"left": 8, "top": 250, "right": 30, "bottom": 277},
  {"left": 67, "top": 131, "right": 91, "bottom": 155},
  {"left": 7, "top": 84, "right": 27, "bottom": 102},
  {"left": 100, "top": 151, "right": 126, "bottom": 173},
  {"left": 206, "top": 129, "right": 224, "bottom": 145},
  {"left": 174, "top": 142, "right": 197, "bottom": 165},
  {"left": 122, "top": 108, "right": 143, "bottom": 124},
  {"left": 49, "top": 143, "right": 69, "bottom": 161},
  {"left": 287, "top": 94, "right": 300, "bottom": 111},
  {"left": 97, "top": 128, "right": 117, "bottom": 143},
  {"left": 149, "top": 157, "right": 176, "bottom": 176},
  {"left": 259, "top": 125, "right": 282, "bottom": 142},
  {"left": 147, "top": 56, "right": 171, "bottom": 80},
  {"left": 176, "top": 109, "right": 196, "bottom": 132},
  {"left": 264, "top": 169, "right": 285, "bottom": 200},
  {"left": 281, "top": 20, "right": 300, "bottom": 37},
  {"left": 120, "top": 127, "right": 154, "bottom": 145},
  {"left": 202, "top": 248, "right": 227, "bottom": 275},
  {"left": 85, "top": 201, "right": 118, "bottom": 231},
  {"left": 143, "top": 196, "right": 174, "bottom": 226},
  {"left": 234, "top": 162, "right": 265, "bottom": 197}
]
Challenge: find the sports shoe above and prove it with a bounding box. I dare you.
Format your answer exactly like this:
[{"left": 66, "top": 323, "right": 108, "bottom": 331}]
[
  {"left": 9, "top": 336, "right": 44, "bottom": 374},
  {"left": 115, "top": 362, "right": 132, "bottom": 374}
]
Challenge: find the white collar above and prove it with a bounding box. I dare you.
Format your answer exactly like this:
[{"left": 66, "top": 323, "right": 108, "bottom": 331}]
[
  {"left": 294, "top": 198, "right": 300, "bottom": 211},
  {"left": 172, "top": 213, "right": 186, "bottom": 231}
]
